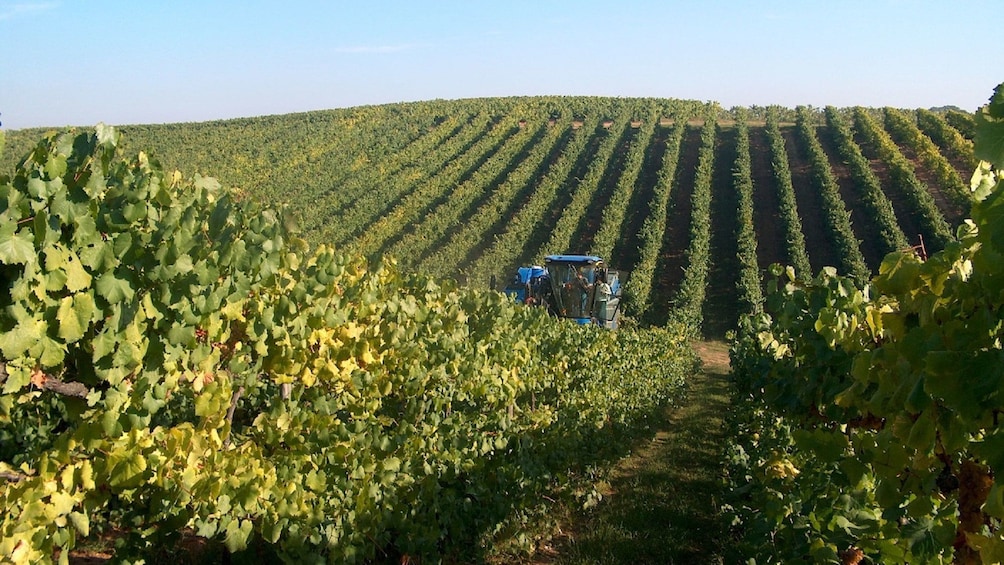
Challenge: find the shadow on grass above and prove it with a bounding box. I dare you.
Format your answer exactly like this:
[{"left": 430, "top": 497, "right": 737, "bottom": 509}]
[{"left": 542, "top": 342, "right": 733, "bottom": 564}]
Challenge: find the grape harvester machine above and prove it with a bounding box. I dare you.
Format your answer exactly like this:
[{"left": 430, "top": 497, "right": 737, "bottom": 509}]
[{"left": 501, "top": 254, "right": 623, "bottom": 329}]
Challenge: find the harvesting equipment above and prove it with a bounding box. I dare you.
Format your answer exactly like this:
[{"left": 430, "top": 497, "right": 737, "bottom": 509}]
[{"left": 502, "top": 255, "right": 623, "bottom": 329}]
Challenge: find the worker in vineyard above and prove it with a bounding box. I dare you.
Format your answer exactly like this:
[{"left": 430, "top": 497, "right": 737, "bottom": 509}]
[
  {"left": 593, "top": 273, "right": 611, "bottom": 324},
  {"left": 574, "top": 266, "right": 593, "bottom": 314}
]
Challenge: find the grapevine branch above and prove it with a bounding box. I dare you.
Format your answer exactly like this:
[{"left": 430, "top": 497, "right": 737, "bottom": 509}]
[
  {"left": 0, "top": 362, "right": 91, "bottom": 399},
  {"left": 36, "top": 376, "right": 90, "bottom": 398},
  {"left": 0, "top": 471, "right": 27, "bottom": 483},
  {"left": 223, "top": 385, "right": 245, "bottom": 449}
]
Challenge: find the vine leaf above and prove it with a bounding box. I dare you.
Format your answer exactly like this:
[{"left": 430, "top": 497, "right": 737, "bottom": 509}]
[
  {"left": 56, "top": 294, "right": 94, "bottom": 343},
  {"left": 0, "top": 228, "right": 35, "bottom": 265},
  {"left": 63, "top": 253, "right": 92, "bottom": 292},
  {"left": 95, "top": 271, "right": 135, "bottom": 303},
  {"left": 0, "top": 319, "right": 43, "bottom": 360},
  {"left": 975, "top": 83, "right": 1004, "bottom": 169}
]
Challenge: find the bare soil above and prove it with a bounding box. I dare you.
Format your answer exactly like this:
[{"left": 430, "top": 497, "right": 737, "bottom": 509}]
[
  {"left": 889, "top": 136, "right": 966, "bottom": 226},
  {"left": 646, "top": 126, "right": 701, "bottom": 326},
  {"left": 571, "top": 125, "right": 637, "bottom": 253},
  {"left": 815, "top": 125, "right": 887, "bottom": 272},
  {"left": 703, "top": 126, "right": 741, "bottom": 339},
  {"left": 611, "top": 125, "right": 669, "bottom": 270},
  {"left": 851, "top": 127, "right": 929, "bottom": 252},
  {"left": 782, "top": 125, "right": 842, "bottom": 274},
  {"left": 748, "top": 126, "right": 787, "bottom": 270}
]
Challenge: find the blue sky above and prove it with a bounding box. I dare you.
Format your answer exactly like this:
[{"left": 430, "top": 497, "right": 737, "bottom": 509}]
[{"left": 1, "top": 0, "right": 1001, "bottom": 130}]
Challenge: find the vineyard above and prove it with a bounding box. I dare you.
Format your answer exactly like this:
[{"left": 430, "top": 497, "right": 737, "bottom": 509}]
[
  {"left": 1, "top": 97, "right": 978, "bottom": 335},
  {"left": 2, "top": 86, "right": 1002, "bottom": 563}
]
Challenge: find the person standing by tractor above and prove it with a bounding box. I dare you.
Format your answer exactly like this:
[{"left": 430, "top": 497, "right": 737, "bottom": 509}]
[{"left": 593, "top": 273, "right": 611, "bottom": 325}]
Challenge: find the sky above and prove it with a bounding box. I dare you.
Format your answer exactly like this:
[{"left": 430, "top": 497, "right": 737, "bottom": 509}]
[{"left": 1, "top": 0, "right": 1002, "bottom": 130}]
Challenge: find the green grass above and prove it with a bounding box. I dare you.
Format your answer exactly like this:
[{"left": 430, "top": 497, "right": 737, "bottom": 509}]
[{"left": 532, "top": 341, "right": 733, "bottom": 564}]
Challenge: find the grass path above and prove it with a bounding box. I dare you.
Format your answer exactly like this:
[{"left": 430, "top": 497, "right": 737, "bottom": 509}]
[{"left": 533, "top": 340, "right": 733, "bottom": 564}]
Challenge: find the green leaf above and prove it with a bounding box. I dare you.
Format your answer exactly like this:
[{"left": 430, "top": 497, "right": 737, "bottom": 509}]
[
  {"left": 72, "top": 214, "right": 98, "bottom": 245},
  {"left": 975, "top": 535, "right": 1004, "bottom": 565},
  {"left": 174, "top": 254, "right": 194, "bottom": 274},
  {"left": 44, "top": 153, "right": 67, "bottom": 180},
  {"left": 976, "top": 83, "right": 1004, "bottom": 169},
  {"left": 904, "top": 377, "right": 931, "bottom": 413},
  {"left": 96, "top": 271, "right": 135, "bottom": 304},
  {"left": 167, "top": 325, "right": 196, "bottom": 347},
  {"left": 68, "top": 512, "right": 89, "bottom": 537},
  {"left": 0, "top": 318, "right": 43, "bottom": 359},
  {"left": 383, "top": 457, "right": 401, "bottom": 473},
  {"left": 92, "top": 329, "right": 117, "bottom": 361},
  {"left": 49, "top": 491, "right": 75, "bottom": 516},
  {"left": 107, "top": 449, "right": 147, "bottom": 488},
  {"left": 0, "top": 363, "right": 31, "bottom": 394},
  {"left": 876, "top": 252, "right": 921, "bottom": 296},
  {"left": 985, "top": 483, "right": 1004, "bottom": 520},
  {"left": 925, "top": 351, "right": 996, "bottom": 420},
  {"left": 970, "top": 162, "right": 997, "bottom": 202},
  {"left": 906, "top": 410, "right": 936, "bottom": 452},
  {"left": 195, "top": 518, "right": 218, "bottom": 538},
  {"left": 95, "top": 123, "right": 119, "bottom": 148},
  {"left": 194, "top": 383, "right": 224, "bottom": 417},
  {"left": 64, "top": 253, "right": 92, "bottom": 293},
  {"left": 305, "top": 470, "right": 326, "bottom": 492},
  {"left": 27, "top": 177, "right": 46, "bottom": 198},
  {"left": 830, "top": 515, "right": 861, "bottom": 534},
  {"left": 79, "top": 460, "right": 95, "bottom": 490},
  {"left": 792, "top": 429, "right": 849, "bottom": 463},
  {"left": 113, "top": 232, "right": 133, "bottom": 257},
  {"left": 56, "top": 293, "right": 95, "bottom": 343},
  {"left": 121, "top": 201, "right": 146, "bottom": 223},
  {"left": 903, "top": 517, "right": 939, "bottom": 557},
  {"left": 875, "top": 476, "right": 902, "bottom": 508},
  {"left": 38, "top": 335, "right": 65, "bottom": 367},
  {"left": 224, "top": 518, "right": 253, "bottom": 553},
  {"left": 974, "top": 429, "right": 1004, "bottom": 478},
  {"left": 267, "top": 521, "right": 283, "bottom": 544},
  {"left": 0, "top": 228, "right": 36, "bottom": 266},
  {"left": 57, "top": 297, "right": 81, "bottom": 343},
  {"left": 79, "top": 241, "right": 113, "bottom": 270}
]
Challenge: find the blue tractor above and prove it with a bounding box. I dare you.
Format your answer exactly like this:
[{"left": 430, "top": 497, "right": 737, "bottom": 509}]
[{"left": 502, "top": 254, "right": 623, "bottom": 329}]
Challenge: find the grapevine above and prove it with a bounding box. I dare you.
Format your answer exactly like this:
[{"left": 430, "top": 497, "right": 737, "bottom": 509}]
[
  {"left": 795, "top": 106, "right": 870, "bottom": 281},
  {"left": 0, "top": 125, "right": 695, "bottom": 563},
  {"left": 765, "top": 107, "right": 812, "bottom": 278},
  {"left": 884, "top": 107, "right": 970, "bottom": 213},
  {"left": 669, "top": 110, "right": 717, "bottom": 332},
  {"left": 825, "top": 106, "right": 909, "bottom": 256},
  {"left": 853, "top": 107, "right": 954, "bottom": 252},
  {"left": 916, "top": 108, "right": 978, "bottom": 173},
  {"left": 732, "top": 109, "right": 764, "bottom": 315},
  {"left": 729, "top": 84, "right": 1004, "bottom": 564},
  {"left": 418, "top": 117, "right": 567, "bottom": 278},
  {"left": 589, "top": 103, "right": 660, "bottom": 260},
  {"left": 623, "top": 120, "right": 685, "bottom": 317}
]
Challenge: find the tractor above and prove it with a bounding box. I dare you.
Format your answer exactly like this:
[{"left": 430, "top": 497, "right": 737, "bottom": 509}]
[{"left": 502, "top": 255, "right": 623, "bottom": 329}]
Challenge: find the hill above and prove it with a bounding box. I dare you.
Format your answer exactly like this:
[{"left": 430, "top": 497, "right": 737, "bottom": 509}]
[{"left": 1, "top": 96, "right": 978, "bottom": 336}]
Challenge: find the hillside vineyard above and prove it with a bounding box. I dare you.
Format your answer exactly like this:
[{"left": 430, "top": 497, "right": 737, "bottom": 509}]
[
  {"left": 2, "top": 97, "right": 977, "bottom": 335},
  {"left": 0, "top": 93, "right": 993, "bottom": 562},
  {"left": 0, "top": 125, "right": 698, "bottom": 562}
]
